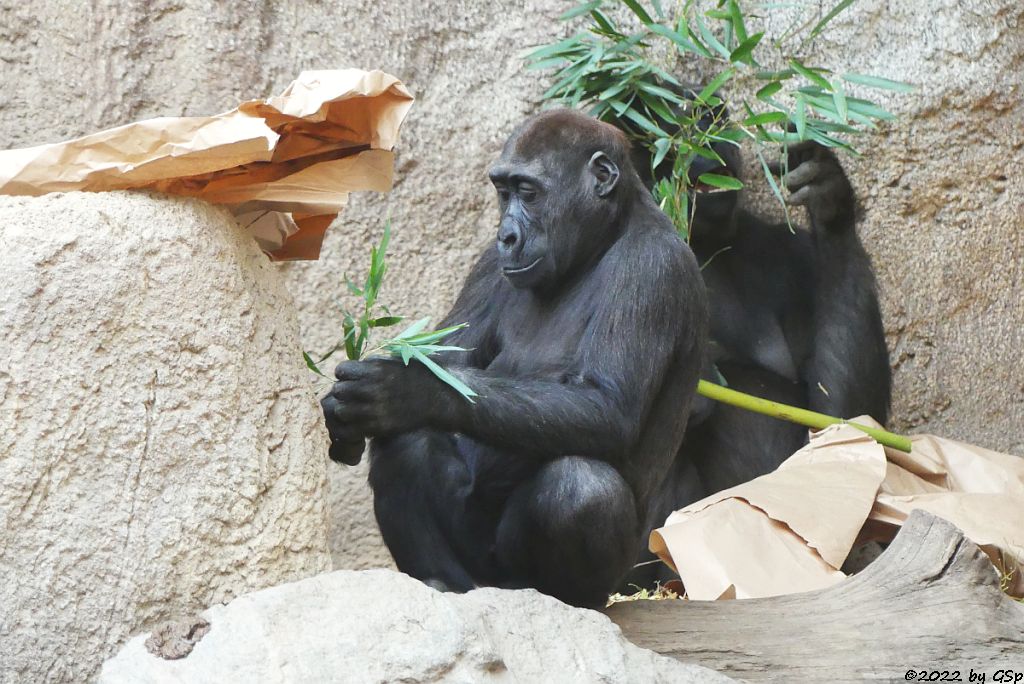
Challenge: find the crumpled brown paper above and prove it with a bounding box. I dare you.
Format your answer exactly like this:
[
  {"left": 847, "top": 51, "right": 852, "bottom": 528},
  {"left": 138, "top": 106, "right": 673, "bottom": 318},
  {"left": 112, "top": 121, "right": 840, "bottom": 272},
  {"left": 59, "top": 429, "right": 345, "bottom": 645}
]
[
  {"left": 0, "top": 69, "right": 413, "bottom": 260},
  {"left": 651, "top": 419, "right": 1024, "bottom": 600}
]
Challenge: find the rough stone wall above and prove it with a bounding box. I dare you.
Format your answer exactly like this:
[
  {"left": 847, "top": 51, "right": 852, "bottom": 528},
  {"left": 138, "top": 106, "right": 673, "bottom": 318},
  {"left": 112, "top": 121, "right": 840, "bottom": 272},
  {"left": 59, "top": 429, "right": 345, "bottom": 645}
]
[
  {"left": 0, "top": 0, "right": 1020, "bottom": 575},
  {"left": 0, "top": 192, "right": 330, "bottom": 682}
]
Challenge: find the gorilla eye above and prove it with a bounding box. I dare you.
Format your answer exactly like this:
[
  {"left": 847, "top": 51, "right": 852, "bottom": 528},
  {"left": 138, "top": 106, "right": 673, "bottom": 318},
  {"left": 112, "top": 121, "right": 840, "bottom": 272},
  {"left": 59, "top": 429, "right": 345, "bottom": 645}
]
[
  {"left": 496, "top": 188, "right": 510, "bottom": 204},
  {"left": 518, "top": 183, "right": 538, "bottom": 202}
]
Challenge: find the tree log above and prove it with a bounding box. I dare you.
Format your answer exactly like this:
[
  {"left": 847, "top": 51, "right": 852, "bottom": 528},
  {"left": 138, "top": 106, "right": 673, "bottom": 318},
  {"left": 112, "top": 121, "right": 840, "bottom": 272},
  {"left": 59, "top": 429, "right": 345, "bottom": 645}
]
[{"left": 607, "top": 511, "right": 1024, "bottom": 681}]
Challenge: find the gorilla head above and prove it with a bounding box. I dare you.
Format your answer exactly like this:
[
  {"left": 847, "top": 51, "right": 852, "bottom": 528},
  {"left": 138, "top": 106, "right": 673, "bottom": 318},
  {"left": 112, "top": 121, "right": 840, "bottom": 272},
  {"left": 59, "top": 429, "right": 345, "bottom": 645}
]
[{"left": 488, "top": 110, "right": 643, "bottom": 291}]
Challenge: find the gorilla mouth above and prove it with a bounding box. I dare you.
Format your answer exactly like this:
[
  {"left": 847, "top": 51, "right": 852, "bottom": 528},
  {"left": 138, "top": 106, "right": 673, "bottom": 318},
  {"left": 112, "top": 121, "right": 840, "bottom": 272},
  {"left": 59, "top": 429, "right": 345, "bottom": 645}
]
[
  {"left": 692, "top": 166, "right": 735, "bottom": 194},
  {"left": 502, "top": 257, "right": 542, "bottom": 275}
]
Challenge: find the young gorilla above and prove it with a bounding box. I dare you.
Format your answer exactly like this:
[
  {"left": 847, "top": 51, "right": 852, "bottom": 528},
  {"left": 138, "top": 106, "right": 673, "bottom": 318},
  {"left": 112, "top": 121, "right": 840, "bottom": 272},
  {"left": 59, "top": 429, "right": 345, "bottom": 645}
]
[
  {"left": 624, "top": 99, "right": 891, "bottom": 505},
  {"left": 321, "top": 109, "right": 708, "bottom": 608}
]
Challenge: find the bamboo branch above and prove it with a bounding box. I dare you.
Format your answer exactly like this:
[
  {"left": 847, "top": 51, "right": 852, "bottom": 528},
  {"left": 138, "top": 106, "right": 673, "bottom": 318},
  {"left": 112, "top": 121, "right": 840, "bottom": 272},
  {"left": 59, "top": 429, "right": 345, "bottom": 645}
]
[{"left": 696, "top": 380, "right": 913, "bottom": 452}]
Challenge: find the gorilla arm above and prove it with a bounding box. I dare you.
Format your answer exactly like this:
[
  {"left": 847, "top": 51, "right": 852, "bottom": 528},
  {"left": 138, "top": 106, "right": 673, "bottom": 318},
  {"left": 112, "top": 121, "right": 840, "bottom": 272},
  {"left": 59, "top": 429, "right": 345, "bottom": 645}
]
[
  {"left": 325, "top": 236, "right": 702, "bottom": 464},
  {"left": 781, "top": 142, "right": 891, "bottom": 422}
]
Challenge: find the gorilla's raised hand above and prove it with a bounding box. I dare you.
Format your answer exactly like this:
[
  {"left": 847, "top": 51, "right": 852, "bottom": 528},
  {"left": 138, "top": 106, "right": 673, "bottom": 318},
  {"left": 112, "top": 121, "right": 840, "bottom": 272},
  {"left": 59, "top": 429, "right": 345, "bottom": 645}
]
[{"left": 769, "top": 141, "right": 856, "bottom": 232}]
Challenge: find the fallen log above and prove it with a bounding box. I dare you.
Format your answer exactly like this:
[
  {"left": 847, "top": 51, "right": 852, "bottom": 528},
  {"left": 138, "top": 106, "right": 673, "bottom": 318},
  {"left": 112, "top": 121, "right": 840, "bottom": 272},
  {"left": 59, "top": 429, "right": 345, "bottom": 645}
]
[{"left": 607, "top": 510, "right": 1024, "bottom": 682}]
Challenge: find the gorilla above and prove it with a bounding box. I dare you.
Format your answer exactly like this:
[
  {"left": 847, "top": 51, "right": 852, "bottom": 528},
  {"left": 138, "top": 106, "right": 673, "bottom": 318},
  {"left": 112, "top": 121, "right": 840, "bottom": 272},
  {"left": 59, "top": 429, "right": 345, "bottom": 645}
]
[
  {"left": 621, "top": 95, "right": 891, "bottom": 515},
  {"left": 321, "top": 109, "right": 708, "bottom": 607}
]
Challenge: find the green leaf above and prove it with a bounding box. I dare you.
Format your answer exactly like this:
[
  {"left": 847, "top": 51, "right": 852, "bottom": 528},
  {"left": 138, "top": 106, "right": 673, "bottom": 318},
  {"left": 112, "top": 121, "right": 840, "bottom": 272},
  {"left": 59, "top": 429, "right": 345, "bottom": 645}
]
[
  {"left": 368, "top": 316, "right": 403, "bottom": 328},
  {"left": 650, "top": 0, "right": 664, "bottom": 19},
  {"left": 743, "top": 111, "right": 788, "bottom": 127},
  {"left": 344, "top": 278, "right": 362, "bottom": 296},
  {"left": 303, "top": 351, "right": 326, "bottom": 377},
  {"left": 356, "top": 317, "right": 369, "bottom": 359},
  {"left": 755, "top": 69, "right": 796, "bottom": 80},
  {"left": 755, "top": 148, "right": 792, "bottom": 228},
  {"left": 560, "top": 0, "right": 602, "bottom": 20},
  {"left": 755, "top": 81, "right": 783, "bottom": 101},
  {"left": 622, "top": 107, "right": 667, "bottom": 137},
  {"left": 789, "top": 58, "right": 833, "bottom": 91},
  {"left": 697, "top": 68, "right": 734, "bottom": 103},
  {"left": 728, "top": 31, "right": 762, "bottom": 65},
  {"left": 402, "top": 322, "right": 469, "bottom": 346},
  {"left": 637, "top": 80, "right": 687, "bottom": 104},
  {"left": 793, "top": 94, "right": 807, "bottom": 139},
  {"left": 648, "top": 23, "right": 705, "bottom": 56},
  {"left": 697, "top": 173, "right": 744, "bottom": 190},
  {"left": 521, "top": 34, "right": 586, "bottom": 63},
  {"left": 590, "top": 9, "right": 619, "bottom": 35},
  {"left": 844, "top": 96, "right": 896, "bottom": 121},
  {"left": 832, "top": 78, "right": 848, "bottom": 124},
  {"left": 343, "top": 315, "right": 357, "bottom": 360},
  {"left": 407, "top": 344, "right": 468, "bottom": 354},
  {"left": 727, "top": 0, "right": 749, "bottom": 43},
  {"left": 695, "top": 12, "right": 731, "bottom": 58},
  {"left": 652, "top": 137, "right": 672, "bottom": 169},
  {"left": 394, "top": 317, "right": 431, "bottom": 340},
  {"left": 841, "top": 72, "right": 916, "bottom": 93},
  {"left": 408, "top": 347, "right": 478, "bottom": 402},
  {"left": 810, "top": 0, "right": 855, "bottom": 37},
  {"left": 621, "top": 0, "right": 653, "bottom": 24}
]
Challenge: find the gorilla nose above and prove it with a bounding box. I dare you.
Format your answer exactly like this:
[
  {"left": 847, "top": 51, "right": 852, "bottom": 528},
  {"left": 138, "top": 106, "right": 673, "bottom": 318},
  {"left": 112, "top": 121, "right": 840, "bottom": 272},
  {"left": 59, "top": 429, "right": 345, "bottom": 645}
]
[{"left": 497, "top": 223, "right": 521, "bottom": 254}]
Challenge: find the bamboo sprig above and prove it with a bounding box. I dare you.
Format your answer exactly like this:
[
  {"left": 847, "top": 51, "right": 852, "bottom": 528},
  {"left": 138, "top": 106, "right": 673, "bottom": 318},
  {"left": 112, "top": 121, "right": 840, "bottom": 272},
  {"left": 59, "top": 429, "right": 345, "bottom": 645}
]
[{"left": 697, "top": 379, "right": 912, "bottom": 452}]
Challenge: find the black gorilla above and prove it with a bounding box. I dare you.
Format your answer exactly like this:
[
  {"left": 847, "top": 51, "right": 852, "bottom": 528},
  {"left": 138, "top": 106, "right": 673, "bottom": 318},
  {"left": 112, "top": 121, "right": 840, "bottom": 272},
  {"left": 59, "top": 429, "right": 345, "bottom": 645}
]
[
  {"left": 321, "top": 109, "right": 708, "bottom": 607},
  {"left": 624, "top": 98, "right": 891, "bottom": 507}
]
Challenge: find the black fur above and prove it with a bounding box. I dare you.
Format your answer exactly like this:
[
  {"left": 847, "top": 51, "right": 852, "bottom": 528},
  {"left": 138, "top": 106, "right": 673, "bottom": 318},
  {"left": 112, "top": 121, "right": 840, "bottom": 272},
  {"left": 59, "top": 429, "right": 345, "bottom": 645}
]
[
  {"left": 321, "top": 110, "right": 708, "bottom": 607},
  {"left": 613, "top": 98, "right": 892, "bottom": 590}
]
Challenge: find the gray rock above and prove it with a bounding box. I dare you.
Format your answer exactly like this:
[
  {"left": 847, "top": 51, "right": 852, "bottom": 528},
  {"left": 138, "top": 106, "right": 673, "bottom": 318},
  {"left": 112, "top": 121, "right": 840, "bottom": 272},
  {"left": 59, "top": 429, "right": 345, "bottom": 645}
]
[
  {"left": 99, "top": 569, "right": 733, "bottom": 683},
  {"left": 0, "top": 192, "right": 331, "bottom": 683}
]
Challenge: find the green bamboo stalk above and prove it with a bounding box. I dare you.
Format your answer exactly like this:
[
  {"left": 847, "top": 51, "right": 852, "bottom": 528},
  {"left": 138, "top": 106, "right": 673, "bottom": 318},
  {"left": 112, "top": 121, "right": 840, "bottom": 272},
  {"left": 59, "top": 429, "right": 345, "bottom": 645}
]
[{"left": 697, "top": 380, "right": 913, "bottom": 453}]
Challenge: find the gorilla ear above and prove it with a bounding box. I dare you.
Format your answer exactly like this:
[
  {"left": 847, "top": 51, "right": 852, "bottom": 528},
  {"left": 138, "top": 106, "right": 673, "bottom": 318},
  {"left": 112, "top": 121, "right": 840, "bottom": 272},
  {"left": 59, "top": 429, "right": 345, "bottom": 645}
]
[{"left": 588, "top": 151, "right": 620, "bottom": 198}]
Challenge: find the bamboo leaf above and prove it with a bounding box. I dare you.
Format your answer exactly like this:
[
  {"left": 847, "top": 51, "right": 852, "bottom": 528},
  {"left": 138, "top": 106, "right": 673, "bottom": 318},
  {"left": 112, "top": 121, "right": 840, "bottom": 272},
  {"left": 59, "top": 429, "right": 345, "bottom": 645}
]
[
  {"left": 832, "top": 78, "right": 848, "bottom": 124},
  {"left": 697, "top": 173, "right": 744, "bottom": 190},
  {"left": 810, "top": 0, "right": 855, "bottom": 37},
  {"left": 755, "top": 81, "right": 783, "bottom": 101},
  {"left": 303, "top": 351, "right": 326, "bottom": 377},
  {"left": 394, "top": 317, "right": 431, "bottom": 340},
  {"left": 652, "top": 137, "right": 672, "bottom": 169},
  {"left": 408, "top": 347, "right": 478, "bottom": 402},
  {"left": 789, "top": 58, "right": 833, "bottom": 91},
  {"left": 697, "top": 68, "right": 734, "bottom": 104},
  {"left": 793, "top": 94, "right": 807, "bottom": 139},
  {"left": 368, "top": 316, "right": 403, "bottom": 328},
  {"left": 743, "top": 111, "right": 788, "bottom": 127},
  {"left": 695, "top": 12, "right": 731, "bottom": 59},
  {"left": 841, "top": 72, "right": 916, "bottom": 93},
  {"left": 402, "top": 322, "right": 470, "bottom": 346},
  {"left": 343, "top": 315, "right": 357, "bottom": 360},
  {"left": 729, "top": 31, "right": 763, "bottom": 65},
  {"left": 622, "top": 107, "right": 667, "bottom": 137},
  {"left": 621, "top": 0, "right": 653, "bottom": 24},
  {"left": 727, "top": 0, "right": 749, "bottom": 43},
  {"left": 560, "top": 0, "right": 602, "bottom": 20}
]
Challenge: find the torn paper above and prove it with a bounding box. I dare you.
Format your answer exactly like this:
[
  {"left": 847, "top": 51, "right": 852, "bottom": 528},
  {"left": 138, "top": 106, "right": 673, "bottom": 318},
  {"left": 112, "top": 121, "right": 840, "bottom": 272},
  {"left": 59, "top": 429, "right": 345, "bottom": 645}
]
[
  {"left": 0, "top": 69, "right": 414, "bottom": 260},
  {"left": 651, "top": 420, "right": 1024, "bottom": 600}
]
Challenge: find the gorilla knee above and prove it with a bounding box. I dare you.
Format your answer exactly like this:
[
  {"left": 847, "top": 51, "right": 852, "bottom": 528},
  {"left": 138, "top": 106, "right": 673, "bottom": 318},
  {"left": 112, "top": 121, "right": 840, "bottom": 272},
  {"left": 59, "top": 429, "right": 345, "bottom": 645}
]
[{"left": 497, "top": 457, "right": 640, "bottom": 607}]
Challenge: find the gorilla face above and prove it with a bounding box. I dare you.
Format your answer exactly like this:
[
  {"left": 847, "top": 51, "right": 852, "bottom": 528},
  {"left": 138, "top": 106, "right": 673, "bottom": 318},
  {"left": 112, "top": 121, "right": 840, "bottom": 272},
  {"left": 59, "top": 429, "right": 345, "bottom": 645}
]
[{"left": 489, "top": 148, "right": 622, "bottom": 292}]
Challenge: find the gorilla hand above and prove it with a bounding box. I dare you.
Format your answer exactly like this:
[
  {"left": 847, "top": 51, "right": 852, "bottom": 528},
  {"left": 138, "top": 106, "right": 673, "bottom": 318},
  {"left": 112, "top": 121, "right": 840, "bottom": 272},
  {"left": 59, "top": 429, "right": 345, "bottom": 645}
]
[
  {"left": 770, "top": 141, "right": 855, "bottom": 232},
  {"left": 324, "top": 357, "right": 452, "bottom": 440}
]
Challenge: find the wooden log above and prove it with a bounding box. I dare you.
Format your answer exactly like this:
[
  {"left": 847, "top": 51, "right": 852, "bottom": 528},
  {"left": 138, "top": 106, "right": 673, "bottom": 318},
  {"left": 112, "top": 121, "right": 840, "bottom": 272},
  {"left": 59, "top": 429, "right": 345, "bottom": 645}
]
[{"left": 607, "top": 511, "right": 1024, "bottom": 681}]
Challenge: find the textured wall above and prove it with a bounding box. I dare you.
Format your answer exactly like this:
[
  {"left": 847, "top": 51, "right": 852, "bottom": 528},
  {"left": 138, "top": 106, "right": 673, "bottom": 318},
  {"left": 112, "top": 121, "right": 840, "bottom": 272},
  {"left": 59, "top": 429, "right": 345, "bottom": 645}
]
[
  {"left": 0, "top": 192, "right": 330, "bottom": 682},
  {"left": 0, "top": 0, "right": 1020, "bottom": 577}
]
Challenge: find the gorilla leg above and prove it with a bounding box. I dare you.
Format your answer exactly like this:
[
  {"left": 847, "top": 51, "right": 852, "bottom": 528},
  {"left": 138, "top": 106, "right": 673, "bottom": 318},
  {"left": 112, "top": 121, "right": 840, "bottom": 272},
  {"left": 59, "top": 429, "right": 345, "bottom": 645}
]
[
  {"left": 368, "top": 432, "right": 486, "bottom": 592},
  {"left": 494, "top": 456, "right": 640, "bottom": 607},
  {"left": 369, "top": 432, "right": 540, "bottom": 592}
]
